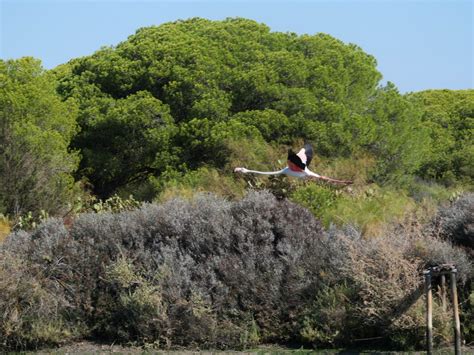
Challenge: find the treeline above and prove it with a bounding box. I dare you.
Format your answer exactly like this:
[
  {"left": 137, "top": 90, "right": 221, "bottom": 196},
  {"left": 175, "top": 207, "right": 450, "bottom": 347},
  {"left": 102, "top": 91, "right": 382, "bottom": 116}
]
[{"left": 0, "top": 18, "right": 472, "bottom": 217}]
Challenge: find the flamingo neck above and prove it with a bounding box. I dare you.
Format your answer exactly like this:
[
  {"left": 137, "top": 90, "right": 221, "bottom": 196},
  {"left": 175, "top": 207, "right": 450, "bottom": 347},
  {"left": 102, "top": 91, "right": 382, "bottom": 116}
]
[{"left": 244, "top": 168, "right": 285, "bottom": 176}]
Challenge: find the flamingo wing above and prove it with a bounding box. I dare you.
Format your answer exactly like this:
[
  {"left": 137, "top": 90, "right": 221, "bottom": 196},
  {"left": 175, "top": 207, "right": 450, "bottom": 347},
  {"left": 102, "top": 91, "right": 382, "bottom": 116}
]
[
  {"left": 288, "top": 149, "right": 306, "bottom": 170},
  {"left": 294, "top": 143, "right": 314, "bottom": 167},
  {"left": 303, "top": 143, "right": 313, "bottom": 167}
]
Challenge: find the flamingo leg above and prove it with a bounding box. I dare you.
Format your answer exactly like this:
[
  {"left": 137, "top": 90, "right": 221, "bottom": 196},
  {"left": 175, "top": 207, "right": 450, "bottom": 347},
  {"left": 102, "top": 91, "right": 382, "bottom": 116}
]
[{"left": 310, "top": 175, "right": 353, "bottom": 185}]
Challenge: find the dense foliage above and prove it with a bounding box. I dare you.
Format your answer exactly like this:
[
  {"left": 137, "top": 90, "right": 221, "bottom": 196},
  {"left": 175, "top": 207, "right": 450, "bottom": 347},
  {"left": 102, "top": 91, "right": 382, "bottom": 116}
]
[
  {"left": 0, "top": 58, "right": 79, "bottom": 215},
  {"left": 1, "top": 191, "right": 471, "bottom": 351},
  {"left": 409, "top": 90, "right": 474, "bottom": 185},
  {"left": 51, "top": 17, "right": 448, "bottom": 198},
  {"left": 429, "top": 193, "right": 474, "bottom": 249},
  {"left": 0, "top": 18, "right": 471, "bottom": 212}
]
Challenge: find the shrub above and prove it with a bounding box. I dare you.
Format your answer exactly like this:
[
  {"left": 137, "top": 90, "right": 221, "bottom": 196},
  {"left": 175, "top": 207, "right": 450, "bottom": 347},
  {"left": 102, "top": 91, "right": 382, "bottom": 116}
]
[
  {"left": 1, "top": 191, "right": 472, "bottom": 351},
  {"left": 1, "top": 191, "right": 329, "bottom": 350},
  {"left": 0, "top": 242, "right": 83, "bottom": 349},
  {"left": 429, "top": 192, "right": 474, "bottom": 249},
  {"left": 426, "top": 192, "right": 474, "bottom": 344},
  {"left": 324, "top": 226, "right": 423, "bottom": 345},
  {"left": 406, "top": 178, "right": 458, "bottom": 204},
  {"left": 290, "top": 184, "right": 339, "bottom": 219},
  {"left": 463, "top": 290, "right": 474, "bottom": 344},
  {"left": 96, "top": 257, "right": 168, "bottom": 344},
  {"left": 299, "top": 283, "right": 356, "bottom": 347},
  {"left": 298, "top": 222, "right": 473, "bottom": 350}
]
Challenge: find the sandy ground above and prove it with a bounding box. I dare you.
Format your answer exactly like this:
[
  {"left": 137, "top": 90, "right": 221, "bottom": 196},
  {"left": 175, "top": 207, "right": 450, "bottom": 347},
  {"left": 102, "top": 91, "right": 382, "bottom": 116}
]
[{"left": 28, "top": 341, "right": 474, "bottom": 355}]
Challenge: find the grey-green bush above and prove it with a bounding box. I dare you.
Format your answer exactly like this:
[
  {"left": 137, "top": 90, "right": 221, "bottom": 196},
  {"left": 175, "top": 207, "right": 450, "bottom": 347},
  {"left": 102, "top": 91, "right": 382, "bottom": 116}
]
[
  {"left": 430, "top": 193, "right": 474, "bottom": 250},
  {"left": 1, "top": 191, "right": 329, "bottom": 350},
  {"left": 1, "top": 191, "right": 472, "bottom": 351}
]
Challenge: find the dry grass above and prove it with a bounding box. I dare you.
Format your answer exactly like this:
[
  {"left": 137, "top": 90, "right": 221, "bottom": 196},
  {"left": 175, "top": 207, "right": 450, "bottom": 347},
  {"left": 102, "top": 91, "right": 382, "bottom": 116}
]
[
  {"left": 317, "top": 220, "right": 472, "bottom": 349},
  {"left": 0, "top": 215, "right": 10, "bottom": 243},
  {"left": 317, "top": 153, "right": 377, "bottom": 186},
  {"left": 157, "top": 166, "right": 246, "bottom": 202}
]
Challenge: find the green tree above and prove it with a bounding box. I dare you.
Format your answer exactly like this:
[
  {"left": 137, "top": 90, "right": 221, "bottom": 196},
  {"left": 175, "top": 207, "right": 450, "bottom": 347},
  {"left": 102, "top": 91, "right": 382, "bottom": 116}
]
[
  {"left": 55, "top": 18, "right": 385, "bottom": 196},
  {"left": 175, "top": 117, "right": 263, "bottom": 170},
  {"left": 0, "top": 58, "right": 79, "bottom": 215},
  {"left": 408, "top": 89, "right": 474, "bottom": 184},
  {"left": 72, "top": 91, "right": 177, "bottom": 198},
  {"left": 367, "top": 83, "right": 431, "bottom": 184},
  {"left": 231, "top": 109, "right": 292, "bottom": 143}
]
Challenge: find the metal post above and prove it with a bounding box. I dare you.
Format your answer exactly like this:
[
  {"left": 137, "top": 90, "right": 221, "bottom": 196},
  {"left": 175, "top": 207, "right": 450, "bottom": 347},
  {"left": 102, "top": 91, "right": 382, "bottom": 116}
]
[
  {"left": 450, "top": 269, "right": 461, "bottom": 355},
  {"left": 440, "top": 274, "right": 447, "bottom": 312},
  {"left": 424, "top": 270, "right": 433, "bottom": 355}
]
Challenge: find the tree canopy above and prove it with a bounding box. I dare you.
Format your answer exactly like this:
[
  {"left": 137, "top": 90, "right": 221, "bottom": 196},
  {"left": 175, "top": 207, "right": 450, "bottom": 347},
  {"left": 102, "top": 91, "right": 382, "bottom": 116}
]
[
  {"left": 0, "top": 58, "right": 79, "bottom": 215},
  {"left": 55, "top": 17, "right": 434, "bottom": 197},
  {"left": 1, "top": 18, "right": 472, "bottom": 209},
  {"left": 408, "top": 89, "right": 473, "bottom": 184}
]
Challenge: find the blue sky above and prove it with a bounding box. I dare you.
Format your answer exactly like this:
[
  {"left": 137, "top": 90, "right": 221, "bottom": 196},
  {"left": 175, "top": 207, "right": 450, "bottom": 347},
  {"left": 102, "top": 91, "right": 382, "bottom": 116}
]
[{"left": 1, "top": 0, "right": 472, "bottom": 93}]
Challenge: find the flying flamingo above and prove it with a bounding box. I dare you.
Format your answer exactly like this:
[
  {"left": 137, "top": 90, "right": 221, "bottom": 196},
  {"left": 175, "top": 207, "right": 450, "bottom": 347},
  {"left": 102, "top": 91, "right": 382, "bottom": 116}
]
[{"left": 234, "top": 143, "right": 352, "bottom": 185}]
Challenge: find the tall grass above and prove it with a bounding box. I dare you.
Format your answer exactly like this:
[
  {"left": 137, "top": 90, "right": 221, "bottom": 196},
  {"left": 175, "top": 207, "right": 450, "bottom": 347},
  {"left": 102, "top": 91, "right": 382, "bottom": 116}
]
[
  {"left": 290, "top": 183, "right": 416, "bottom": 238},
  {"left": 326, "top": 187, "right": 415, "bottom": 237},
  {"left": 0, "top": 215, "right": 10, "bottom": 243},
  {"left": 156, "top": 166, "right": 246, "bottom": 202}
]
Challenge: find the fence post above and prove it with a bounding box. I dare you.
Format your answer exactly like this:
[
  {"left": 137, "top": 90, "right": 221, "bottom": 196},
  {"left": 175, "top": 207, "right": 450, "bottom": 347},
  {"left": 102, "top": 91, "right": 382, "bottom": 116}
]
[
  {"left": 440, "top": 274, "right": 447, "bottom": 312},
  {"left": 450, "top": 269, "right": 461, "bottom": 355},
  {"left": 424, "top": 270, "right": 433, "bottom": 355}
]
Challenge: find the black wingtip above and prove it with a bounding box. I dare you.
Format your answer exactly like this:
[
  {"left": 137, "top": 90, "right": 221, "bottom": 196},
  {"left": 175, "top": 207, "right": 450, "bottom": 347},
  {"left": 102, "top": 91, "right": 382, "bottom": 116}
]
[{"left": 303, "top": 143, "right": 314, "bottom": 167}]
